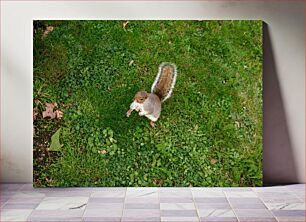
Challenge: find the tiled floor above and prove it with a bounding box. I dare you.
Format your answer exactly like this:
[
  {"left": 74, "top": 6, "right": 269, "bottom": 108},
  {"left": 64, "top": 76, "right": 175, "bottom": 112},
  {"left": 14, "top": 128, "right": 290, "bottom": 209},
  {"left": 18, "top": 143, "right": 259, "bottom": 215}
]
[{"left": 0, "top": 184, "right": 305, "bottom": 222}]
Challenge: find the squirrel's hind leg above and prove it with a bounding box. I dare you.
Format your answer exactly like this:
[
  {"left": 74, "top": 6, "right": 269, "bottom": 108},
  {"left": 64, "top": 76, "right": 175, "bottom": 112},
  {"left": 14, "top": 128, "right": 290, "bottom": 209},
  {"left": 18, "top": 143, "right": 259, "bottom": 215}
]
[{"left": 150, "top": 120, "right": 156, "bottom": 128}]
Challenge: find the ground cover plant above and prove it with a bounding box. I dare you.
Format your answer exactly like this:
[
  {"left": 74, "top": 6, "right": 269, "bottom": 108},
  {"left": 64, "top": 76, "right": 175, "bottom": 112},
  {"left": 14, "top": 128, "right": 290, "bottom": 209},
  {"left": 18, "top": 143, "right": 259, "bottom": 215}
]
[{"left": 33, "top": 20, "right": 262, "bottom": 187}]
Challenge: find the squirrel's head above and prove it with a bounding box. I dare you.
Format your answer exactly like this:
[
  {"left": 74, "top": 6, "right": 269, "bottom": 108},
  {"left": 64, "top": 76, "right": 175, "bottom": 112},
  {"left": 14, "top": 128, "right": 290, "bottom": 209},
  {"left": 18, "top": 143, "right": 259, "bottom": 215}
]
[{"left": 134, "top": 91, "right": 148, "bottom": 103}]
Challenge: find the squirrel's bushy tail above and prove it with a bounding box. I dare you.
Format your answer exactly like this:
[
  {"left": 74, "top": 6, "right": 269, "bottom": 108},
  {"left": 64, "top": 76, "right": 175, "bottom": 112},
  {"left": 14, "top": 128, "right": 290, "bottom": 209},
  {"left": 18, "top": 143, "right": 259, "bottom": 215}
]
[{"left": 151, "top": 62, "right": 177, "bottom": 102}]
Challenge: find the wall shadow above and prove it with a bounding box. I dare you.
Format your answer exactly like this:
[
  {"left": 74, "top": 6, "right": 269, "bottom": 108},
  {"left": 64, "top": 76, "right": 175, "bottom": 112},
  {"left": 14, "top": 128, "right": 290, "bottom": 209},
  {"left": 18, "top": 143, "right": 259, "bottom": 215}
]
[{"left": 263, "top": 23, "right": 298, "bottom": 185}]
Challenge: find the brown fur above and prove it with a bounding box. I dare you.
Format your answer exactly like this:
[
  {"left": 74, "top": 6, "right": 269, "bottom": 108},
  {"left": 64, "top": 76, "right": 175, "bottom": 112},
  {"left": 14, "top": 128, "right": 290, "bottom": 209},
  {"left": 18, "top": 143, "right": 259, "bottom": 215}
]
[
  {"left": 134, "top": 91, "right": 148, "bottom": 103},
  {"left": 153, "top": 65, "right": 174, "bottom": 100}
]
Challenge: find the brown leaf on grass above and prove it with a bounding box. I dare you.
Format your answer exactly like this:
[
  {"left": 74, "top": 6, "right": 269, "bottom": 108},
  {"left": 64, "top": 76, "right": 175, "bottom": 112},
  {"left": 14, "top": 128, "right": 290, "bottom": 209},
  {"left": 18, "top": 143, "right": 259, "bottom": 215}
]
[
  {"left": 210, "top": 158, "right": 218, "bottom": 165},
  {"left": 122, "top": 20, "right": 129, "bottom": 28},
  {"left": 235, "top": 121, "right": 241, "bottom": 128},
  {"left": 33, "top": 107, "right": 39, "bottom": 121},
  {"left": 42, "top": 102, "right": 62, "bottom": 119},
  {"left": 55, "top": 110, "right": 64, "bottom": 119},
  {"left": 42, "top": 103, "right": 56, "bottom": 119},
  {"left": 98, "top": 150, "right": 107, "bottom": 154},
  {"left": 42, "top": 26, "right": 54, "bottom": 38},
  {"left": 153, "top": 178, "right": 163, "bottom": 186}
]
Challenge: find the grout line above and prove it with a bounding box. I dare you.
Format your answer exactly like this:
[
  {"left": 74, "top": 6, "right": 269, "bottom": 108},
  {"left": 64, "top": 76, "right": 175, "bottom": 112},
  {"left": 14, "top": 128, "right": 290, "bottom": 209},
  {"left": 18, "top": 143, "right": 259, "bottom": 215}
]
[
  {"left": 80, "top": 189, "right": 92, "bottom": 222},
  {"left": 255, "top": 188, "right": 280, "bottom": 222},
  {"left": 288, "top": 189, "right": 305, "bottom": 202},
  {"left": 224, "top": 189, "right": 240, "bottom": 222},
  {"left": 120, "top": 187, "right": 127, "bottom": 222},
  {"left": 3, "top": 184, "right": 41, "bottom": 221},
  {"left": 190, "top": 187, "right": 200, "bottom": 222},
  {"left": 0, "top": 196, "right": 10, "bottom": 208}
]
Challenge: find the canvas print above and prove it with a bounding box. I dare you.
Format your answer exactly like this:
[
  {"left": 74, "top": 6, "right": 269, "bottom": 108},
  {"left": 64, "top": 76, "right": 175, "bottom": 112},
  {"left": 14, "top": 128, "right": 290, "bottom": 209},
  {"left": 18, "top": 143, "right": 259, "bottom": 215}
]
[{"left": 33, "top": 20, "right": 262, "bottom": 187}]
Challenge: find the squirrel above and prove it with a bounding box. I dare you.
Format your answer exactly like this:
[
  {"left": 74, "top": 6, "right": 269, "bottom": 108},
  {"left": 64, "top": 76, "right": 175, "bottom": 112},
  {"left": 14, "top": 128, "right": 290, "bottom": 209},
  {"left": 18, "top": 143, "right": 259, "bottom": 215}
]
[{"left": 126, "top": 62, "right": 177, "bottom": 127}]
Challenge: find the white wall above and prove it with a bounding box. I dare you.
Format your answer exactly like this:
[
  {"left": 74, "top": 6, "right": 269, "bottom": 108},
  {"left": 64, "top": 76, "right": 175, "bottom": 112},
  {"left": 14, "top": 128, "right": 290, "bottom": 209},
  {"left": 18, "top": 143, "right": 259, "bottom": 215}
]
[{"left": 1, "top": 1, "right": 304, "bottom": 184}]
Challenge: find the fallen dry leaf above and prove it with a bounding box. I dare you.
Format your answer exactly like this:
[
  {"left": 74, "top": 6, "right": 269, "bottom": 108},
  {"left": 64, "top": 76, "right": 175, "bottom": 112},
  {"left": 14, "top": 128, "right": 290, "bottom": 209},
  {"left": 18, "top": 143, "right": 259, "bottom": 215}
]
[
  {"left": 122, "top": 20, "right": 129, "bottom": 28},
  {"left": 210, "top": 158, "right": 218, "bottom": 164},
  {"left": 98, "top": 150, "right": 108, "bottom": 154},
  {"left": 43, "top": 103, "right": 56, "bottom": 119},
  {"left": 235, "top": 121, "right": 241, "bottom": 128},
  {"left": 42, "top": 102, "right": 62, "bottom": 119},
  {"left": 153, "top": 178, "right": 163, "bottom": 186},
  {"left": 42, "top": 26, "right": 54, "bottom": 38},
  {"left": 33, "top": 107, "right": 39, "bottom": 121},
  {"left": 55, "top": 110, "right": 64, "bottom": 119}
]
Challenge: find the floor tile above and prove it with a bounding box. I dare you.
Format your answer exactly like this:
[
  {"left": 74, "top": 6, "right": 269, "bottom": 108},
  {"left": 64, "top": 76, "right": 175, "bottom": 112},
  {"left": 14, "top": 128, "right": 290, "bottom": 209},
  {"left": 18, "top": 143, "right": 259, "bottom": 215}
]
[
  {"left": 160, "top": 189, "right": 192, "bottom": 198},
  {"left": 125, "top": 203, "right": 160, "bottom": 209},
  {"left": 83, "top": 217, "right": 121, "bottom": 222},
  {"left": 122, "top": 209, "right": 160, "bottom": 218},
  {"left": 234, "top": 209, "right": 274, "bottom": 218},
  {"left": 43, "top": 191, "right": 92, "bottom": 197},
  {"left": 162, "top": 216, "right": 199, "bottom": 222},
  {"left": 222, "top": 188, "right": 252, "bottom": 191},
  {"left": 0, "top": 209, "right": 32, "bottom": 221},
  {"left": 191, "top": 188, "right": 224, "bottom": 192},
  {"left": 0, "top": 184, "right": 24, "bottom": 191},
  {"left": 126, "top": 188, "right": 158, "bottom": 198},
  {"left": 83, "top": 208, "right": 123, "bottom": 217},
  {"left": 192, "top": 189, "right": 225, "bottom": 198},
  {"left": 125, "top": 197, "right": 159, "bottom": 203},
  {"left": 26, "top": 217, "right": 83, "bottom": 221},
  {"left": 194, "top": 197, "right": 228, "bottom": 203},
  {"left": 230, "top": 203, "right": 266, "bottom": 209},
  {"left": 271, "top": 209, "right": 305, "bottom": 217},
  {"left": 198, "top": 209, "right": 235, "bottom": 217},
  {"left": 7, "top": 197, "right": 44, "bottom": 204},
  {"left": 1, "top": 196, "right": 10, "bottom": 206},
  {"left": 34, "top": 187, "right": 92, "bottom": 192},
  {"left": 265, "top": 202, "right": 305, "bottom": 210},
  {"left": 228, "top": 198, "right": 266, "bottom": 209},
  {"left": 29, "top": 209, "right": 84, "bottom": 217},
  {"left": 253, "top": 186, "right": 290, "bottom": 193},
  {"left": 2, "top": 203, "right": 39, "bottom": 209},
  {"left": 237, "top": 218, "right": 277, "bottom": 222},
  {"left": 160, "top": 203, "right": 196, "bottom": 210},
  {"left": 160, "top": 197, "right": 194, "bottom": 203},
  {"left": 224, "top": 191, "right": 258, "bottom": 198},
  {"left": 276, "top": 218, "right": 306, "bottom": 222},
  {"left": 36, "top": 196, "right": 88, "bottom": 210},
  {"left": 10, "top": 191, "right": 45, "bottom": 199},
  {"left": 228, "top": 198, "right": 263, "bottom": 204},
  {"left": 285, "top": 184, "right": 305, "bottom": 191},
  {"left": 91, "top": 189, "right": 126, "bottom": 198},
  {"left": 86, "top": 202, "right": 123, "bottom": 209},
  {"left": 291, "top": 191, "right": 305, "bottom": 201},
  {"left": 161, "top": 209, "right": 198, "bottom": 217},
  {"left": 89, "top": 197, "right": 125, "bottom": 203},
  {"left": 257, "top": 192, "right": 301, "bottom": 203},
  {"left": 200, "top": 217, "right": 238, "bottom": 222},
  {"left": 1, "top": 183, "right": 306, "bottom": 222},
  {"left": 19, "top": 184, "right": 35, "bottom": 191},
  {"left": 196, "top": 202, "right": 231, "bottom": 209},
  {"left": 122, "top": 217, "right": 161, "bottom": 222},
  {"left": 90, "top": 187, "right": 126, "bottom": 192}
]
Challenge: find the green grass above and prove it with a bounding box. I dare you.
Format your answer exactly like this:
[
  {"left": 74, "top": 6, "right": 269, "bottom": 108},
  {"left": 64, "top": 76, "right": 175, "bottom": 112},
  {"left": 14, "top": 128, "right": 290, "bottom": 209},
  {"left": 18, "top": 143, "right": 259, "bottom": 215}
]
[{"left": 33, "top": 20, "right": 262, "bottom": 187}]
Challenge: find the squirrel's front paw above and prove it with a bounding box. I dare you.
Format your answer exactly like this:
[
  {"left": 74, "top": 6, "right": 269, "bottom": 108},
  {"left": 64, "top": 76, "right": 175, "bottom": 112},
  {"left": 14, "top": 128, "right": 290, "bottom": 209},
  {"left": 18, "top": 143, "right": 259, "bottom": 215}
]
[
  {"left": 126, "top": 112, "right": 131, "bottom": 117},
  {"left": 139, "top": 112, "right": 145, "bottom": 116}
]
